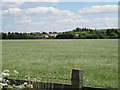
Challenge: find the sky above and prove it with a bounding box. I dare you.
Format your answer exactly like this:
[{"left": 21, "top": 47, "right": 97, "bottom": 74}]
[{"left": 1, "top": 0, "right": 119, "bottom": 33}]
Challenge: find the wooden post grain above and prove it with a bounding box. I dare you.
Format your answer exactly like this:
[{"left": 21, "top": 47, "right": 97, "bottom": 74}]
[{"left": 71, "top": 69, "right": 83, "bottom": 90}]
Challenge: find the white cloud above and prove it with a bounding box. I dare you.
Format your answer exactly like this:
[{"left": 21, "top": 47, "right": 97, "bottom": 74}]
[
  {"left": 15, "top": 16, "right": 32, "bottom": 23},
  {"left": 2, "top": 4, "right": 118, "bottom": 32},
  {"left": 40, "top": 17, "right": 48, "bottom": 20},
  {"left": 86, "top": 17, "right": 118, "bottom": 28},
  {"left": 2, "top": 7, "right": 81, "bottom": 19},
  {"left": 55, "top": 17, "right": 118, "bottom": 30},
  {"left": 8, "top": 8, "right": 23, "bottom": 14},
  {"left": 25, "top": 7, "right": 76, "bottom": 17},
  {"left": 2, "top": 8, "right": 23, "bottom": 16},
  {"left": 79, "top": 5, "right": 118, "bottom": 14},
  {"left": 26, "top": 7, "right": 57, "bottom": 14},
  {"left": 3, "top": 17, "right": 117, "bottom": 32},
  {"left": 96, "top": 17, "right": 117, "bottom": 21},
  {"left": 57, "top": 19, "right": 88, "bottom": 23}
]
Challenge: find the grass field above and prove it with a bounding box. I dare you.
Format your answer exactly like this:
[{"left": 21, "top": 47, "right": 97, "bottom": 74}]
[{"left": 2, "top": 39, "right": 118, "bottom": 88}]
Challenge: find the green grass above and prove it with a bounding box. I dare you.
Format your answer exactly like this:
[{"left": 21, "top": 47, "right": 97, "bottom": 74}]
[{"left": 2, "top": 39, "right": 118, "bottom": 88}]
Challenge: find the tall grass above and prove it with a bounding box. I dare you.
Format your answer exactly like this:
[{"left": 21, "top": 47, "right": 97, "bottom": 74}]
[{"left": 2, "top": 39, "right": 118, "bottom": 87}]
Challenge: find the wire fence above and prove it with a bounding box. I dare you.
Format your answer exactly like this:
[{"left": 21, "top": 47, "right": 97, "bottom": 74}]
[
  {"left": 9, "top": 75, "right": 71, "bottom": 81},
  {"left": 8, "top": 74, "right": 116, "bottom": 89},
  {"left": 9, "top": 74, "right": 71, "bottom": 86}
]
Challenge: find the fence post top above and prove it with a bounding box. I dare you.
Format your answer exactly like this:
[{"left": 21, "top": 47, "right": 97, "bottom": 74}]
[{"left": 72, "top": 69, "right": 83, "bottom": 71}]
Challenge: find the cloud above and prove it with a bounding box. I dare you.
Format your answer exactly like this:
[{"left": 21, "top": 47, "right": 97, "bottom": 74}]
[
  {"left": 2, "top": 8, "right": 24, "bottom": 17},
  {"left": 25, "top": 7, "right": 76, "bottom": 17},
  {"left": 96, "top": 17, "right": 117, "bottom": 21},
  {"left": 2, "top": 7, "right": 81, "bottom": 19},
  {"left": 3, "top": 17, "right": 117, "bottom": 33},
  {"left": 57, "top": 19, "right": 88, "bottom": 23},
  {"left": 26, "top": 7, "right": 59, "bottom": 14},
  {"left": 79, "top": 5, "right": 118, "bottom": 14},
  {"left": 2, "top": 4, "right": 118, "bottom": 32},
  {"left": 85, "top": 17, "right": 118, "bottom": 28},
  {"left": 15, "top": 16, "right": 32, "bottom": 23},
  {"left": 7, "top": 8, "right": 23, "bottom": 14}
]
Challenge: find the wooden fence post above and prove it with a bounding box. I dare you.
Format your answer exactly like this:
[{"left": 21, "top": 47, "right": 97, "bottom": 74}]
[{"left": 71, "top": 69, "right": 83, "bottom": 90}]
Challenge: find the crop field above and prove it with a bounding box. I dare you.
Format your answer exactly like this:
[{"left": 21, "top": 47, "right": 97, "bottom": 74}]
[{"left": 2, "top": 39, "right": 118, "bottom": 88}]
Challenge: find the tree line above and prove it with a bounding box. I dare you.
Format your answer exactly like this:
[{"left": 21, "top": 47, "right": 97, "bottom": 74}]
[
  {"left": 0, "top": 28, "right": 120, "bottom": 39},
  {"left": 56, "top": 28, "right": 120, "bottom": 39}
]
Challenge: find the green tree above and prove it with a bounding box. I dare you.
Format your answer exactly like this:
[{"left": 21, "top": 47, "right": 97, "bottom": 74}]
[
  {"left": 79, "top": 32, "right": 88, "bottom": 39},
  {"left": 2, "top": 33, "right": 7, "bottom": 39}
]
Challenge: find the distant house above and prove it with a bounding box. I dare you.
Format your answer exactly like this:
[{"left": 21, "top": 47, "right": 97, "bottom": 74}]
[
  {"left": 49, "top": 34, "right": 57, "bottom": 37},
  {"left": 75, "top": 34, "right": 79, "bottom": 38},
  {"left": 44, "top": 35, "right": 49, "bottom": 39},
  {"left": 36, "top": 34, "right": 57, "bottom": 39}
]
